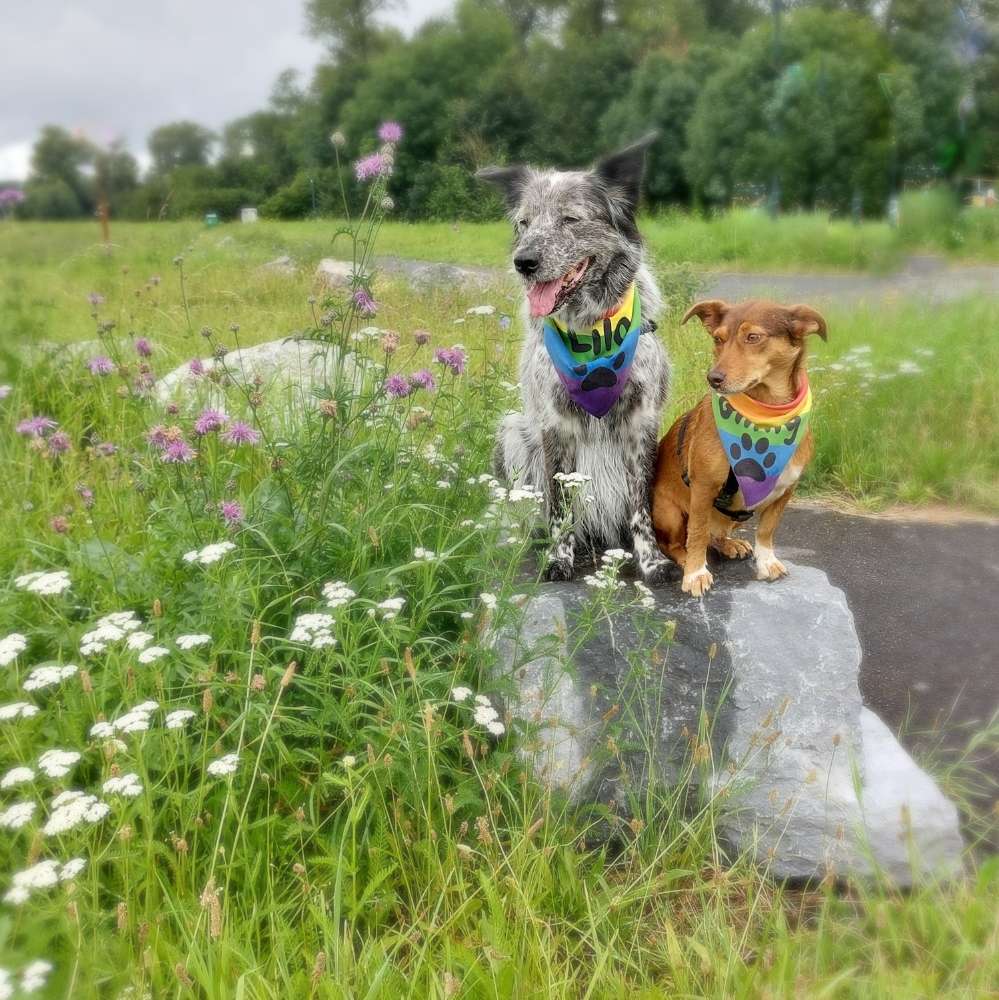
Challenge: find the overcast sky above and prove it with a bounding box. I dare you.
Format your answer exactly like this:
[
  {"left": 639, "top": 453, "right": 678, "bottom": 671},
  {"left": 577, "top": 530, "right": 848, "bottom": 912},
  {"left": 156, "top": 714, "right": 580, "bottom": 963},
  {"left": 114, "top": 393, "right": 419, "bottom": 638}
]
[{"left": 0, "top": 0, "right": 452, "bottom": 181}]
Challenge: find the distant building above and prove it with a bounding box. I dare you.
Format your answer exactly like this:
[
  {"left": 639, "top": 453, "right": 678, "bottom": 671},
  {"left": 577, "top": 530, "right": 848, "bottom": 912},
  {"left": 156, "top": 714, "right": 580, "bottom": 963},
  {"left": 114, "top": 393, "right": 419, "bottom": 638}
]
[{"left": 241, "top": 207, "right": 259, "bottom": 224}]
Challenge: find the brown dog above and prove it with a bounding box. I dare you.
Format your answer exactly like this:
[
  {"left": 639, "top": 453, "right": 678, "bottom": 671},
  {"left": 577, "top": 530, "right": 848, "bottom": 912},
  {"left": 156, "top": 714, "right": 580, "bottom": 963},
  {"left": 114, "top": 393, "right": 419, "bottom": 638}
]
[{"left": 651, "top": 299, "right": 826, "bottom": 597}]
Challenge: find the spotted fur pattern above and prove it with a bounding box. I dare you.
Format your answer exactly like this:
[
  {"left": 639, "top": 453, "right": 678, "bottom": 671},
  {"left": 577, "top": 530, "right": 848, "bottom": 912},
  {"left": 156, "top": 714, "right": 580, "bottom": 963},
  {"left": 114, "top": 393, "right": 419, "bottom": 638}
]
[{"left": 480, "top": 135, "right": 673, "bottom": 585}]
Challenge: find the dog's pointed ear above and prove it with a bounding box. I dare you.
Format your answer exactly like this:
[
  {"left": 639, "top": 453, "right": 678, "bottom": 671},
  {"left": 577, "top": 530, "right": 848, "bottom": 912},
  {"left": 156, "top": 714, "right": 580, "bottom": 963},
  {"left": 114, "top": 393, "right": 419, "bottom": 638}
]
[
  {"left": 786, "top": 304, "right": 827, "bottom": 341},
  {"left": 682, "top": 299, "right": 729, "bottom": 333},
  {"left": 593, "top": 131, "right": 658, "bottom": 213},
  {"left": 475, "top": 165, "right": 529, "bottom": 211}
]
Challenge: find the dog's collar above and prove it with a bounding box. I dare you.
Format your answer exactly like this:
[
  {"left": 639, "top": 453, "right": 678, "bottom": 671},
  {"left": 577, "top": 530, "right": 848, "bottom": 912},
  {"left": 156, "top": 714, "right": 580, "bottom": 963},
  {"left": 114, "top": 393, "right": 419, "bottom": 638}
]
[
  {"left": 712, "top": 376, "right": 812, "bottom": 508},
  {"left": 542, "top": 284, "right": 642, "bottom": 418}
]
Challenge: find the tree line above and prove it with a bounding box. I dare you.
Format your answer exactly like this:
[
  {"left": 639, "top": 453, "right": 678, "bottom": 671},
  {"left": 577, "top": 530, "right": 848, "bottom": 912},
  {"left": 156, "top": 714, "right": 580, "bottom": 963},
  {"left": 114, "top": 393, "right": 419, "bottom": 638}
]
[{"left": 9, "top": 0, "right": 999, "bottom": 222}]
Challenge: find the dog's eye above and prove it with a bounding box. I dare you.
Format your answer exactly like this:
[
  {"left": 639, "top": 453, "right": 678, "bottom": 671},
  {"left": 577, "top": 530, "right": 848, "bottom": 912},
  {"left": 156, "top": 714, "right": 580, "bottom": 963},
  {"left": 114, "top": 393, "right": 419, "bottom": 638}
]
[
  {"left": 745, "top": 333, "right": 763, "bottom": 344},
  {"left": 517, "top": 218, "right": 529, "bottom": 229},
  {"left": 562, "top": 216, "right": 580, "bottom": 225}
]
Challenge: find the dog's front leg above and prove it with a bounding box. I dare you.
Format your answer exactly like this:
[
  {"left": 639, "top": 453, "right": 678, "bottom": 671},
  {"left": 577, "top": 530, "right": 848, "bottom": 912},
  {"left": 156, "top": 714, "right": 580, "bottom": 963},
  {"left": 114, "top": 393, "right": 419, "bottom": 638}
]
[
  {"left": 754, "top": 489, "right": 794, "bottom": 581},
  {"left": 628, "top": 433, "right": 672, "bottom": 587},
  {"left": 682, "top": 482, "right": 716, "bottom": 597},
  {"left": 542, "top": 429, "right": 576, "bottom": 581}
]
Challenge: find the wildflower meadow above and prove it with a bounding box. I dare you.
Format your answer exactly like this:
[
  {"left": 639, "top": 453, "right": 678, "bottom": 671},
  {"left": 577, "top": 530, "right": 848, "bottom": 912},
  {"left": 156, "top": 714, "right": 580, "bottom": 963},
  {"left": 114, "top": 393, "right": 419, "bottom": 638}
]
[{"left": 1, "top": 125, "right": 998, "bottom": 998}]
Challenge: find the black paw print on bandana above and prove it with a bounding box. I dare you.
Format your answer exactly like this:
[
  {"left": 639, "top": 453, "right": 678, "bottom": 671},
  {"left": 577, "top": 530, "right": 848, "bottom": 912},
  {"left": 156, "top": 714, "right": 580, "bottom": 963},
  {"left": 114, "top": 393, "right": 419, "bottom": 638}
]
[{"left": 729, "top": 433, "right": 777, "bottom": 482}]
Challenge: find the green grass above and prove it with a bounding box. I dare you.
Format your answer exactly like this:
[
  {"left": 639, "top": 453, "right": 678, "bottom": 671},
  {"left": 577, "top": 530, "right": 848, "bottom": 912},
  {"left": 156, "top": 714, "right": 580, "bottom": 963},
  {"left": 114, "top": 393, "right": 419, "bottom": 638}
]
[{"left": 0, "top": 220, "right": 996, "bottom": 997}]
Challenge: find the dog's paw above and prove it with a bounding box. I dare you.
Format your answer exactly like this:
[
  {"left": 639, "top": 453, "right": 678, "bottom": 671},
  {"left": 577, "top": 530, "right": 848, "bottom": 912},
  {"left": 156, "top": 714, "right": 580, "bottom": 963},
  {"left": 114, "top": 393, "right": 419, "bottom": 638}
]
[
  {"left": 544, "top": 559, "right": 574, "bottom": 583},
  {"left": 682, "top": 566, "right": 714, "bottom": 597},
  {"left": 754, "top": 547, "right": 788, "bottom": 582},
  {"left": 712, "top": 536, "right": 753, "bottom": 560},
  {"left": 641, "top": 559, "right": 672, "bottom": 589}
]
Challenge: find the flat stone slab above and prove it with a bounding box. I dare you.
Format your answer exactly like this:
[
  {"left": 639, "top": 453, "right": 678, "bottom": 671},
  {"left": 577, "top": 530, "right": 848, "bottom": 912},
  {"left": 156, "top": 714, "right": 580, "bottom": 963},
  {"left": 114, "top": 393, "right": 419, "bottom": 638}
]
[
  {"left": 155, "top": 338, "right": 360, "bottom": 410},
  {"left": 491, "top": 560, "right": 963, "bottom": 885},
  {"left": 316, "top": 255, "right": 511, "bottom": 292}
]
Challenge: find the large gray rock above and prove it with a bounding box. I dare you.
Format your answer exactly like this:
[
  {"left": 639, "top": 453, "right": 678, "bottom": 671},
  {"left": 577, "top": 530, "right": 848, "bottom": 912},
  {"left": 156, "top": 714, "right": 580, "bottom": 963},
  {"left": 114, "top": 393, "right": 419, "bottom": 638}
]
[
  {"left": 155, "top": 338, "right": 361, "bottom": 409},
  {"left": 492, "top": 560, "right": 964, "bottom": 885},
  {"left": 316, "top": 255, "right": 509, "bottom": 292}
]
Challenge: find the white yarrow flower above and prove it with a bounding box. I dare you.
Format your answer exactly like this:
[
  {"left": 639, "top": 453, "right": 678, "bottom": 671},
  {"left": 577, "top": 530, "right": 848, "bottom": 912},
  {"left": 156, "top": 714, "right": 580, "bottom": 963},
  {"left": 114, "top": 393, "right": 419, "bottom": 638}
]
[
  {"left": 165, "top": 709, "right": 196, "bottom": 729},
  {"left": 0, "top": 633, "right": 27, "bottom": 667},
  {"left": 322, "top": 581, "right": 356, "bottom": 609},
  {"left": 0, "top": 702, "right": 39, "bottom": 722},
  {"left": 0, "top": 801, "right": 36, "bottom": 830},
  {"left": 23, "top": 664, "right": 77, "bottom": 692},
  {"left": 1, "top": 766, "right": 34, "bottom": 789},
  {"left": 175, "top": 633, "right": 212, "bottom": 650},
  {"left": 38, "top": 749, "right": 81, "bottom": 778},
  {"left": 43, "top": 790, "right": 110, "bottom": 836},
  {"left": 89, "top": 721, "right": 115, "bottom": 739},
  {"left": 137, "top": 645, "right": 170, "bottom": 664},
  {"left": 3, "top": 859, "right": 61, "bottom": 904},
  {"left": 125, "top": 630, "right": 154, "bottom": 651},
  {"left": 14, "top": 570, "right": 71, "bottom": 596},
  {"left": 289, "top": 613, "right": 337, "bottom": 650},
  {"left": 370, "top": 596, "right": 406, "bottom": 621},
  {"left": 451, "top": 686, "right": 472, "bottom": 703},
  {"left": 20, "top": 959, "right": 54, "bottom": 993},
  {"left": 207, "top": 753, "right": 240, "bottom": 778},
  {"left": 102, "top": 773, "right": 143, "bottom": 798},
  {"left": 183, "top": 541, "right": 236, "bottom": 565},
  {"left": 479, "top": 593, "right": 498, "bottom": 611}
]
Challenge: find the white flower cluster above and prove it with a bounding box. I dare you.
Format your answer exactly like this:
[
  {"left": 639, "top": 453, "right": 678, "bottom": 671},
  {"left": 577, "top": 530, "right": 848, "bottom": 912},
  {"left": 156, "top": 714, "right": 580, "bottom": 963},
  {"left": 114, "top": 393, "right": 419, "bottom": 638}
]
[
  {"left": 80, "top": 610, "right": 142, "bottom": 656},
  {"left": 369, "top": 597, "right": 406, "bottom": 621},
  {"left": 0, "top": 702, "right": 39, "bottom": 723},
  {"left": 126, "top": 630, "right": 154, "bottom": 651},
  {"left": 289, "top": 613, "right": 336, "bottom": 650},
  {"left": 0, "top": 633, "right": 27, "bottom": 667},
  {"left": 43, "top": 790, "right": 110, "bottom": 836},
  {"left": 0, "top": 802, "right": 36, "bottom": 830},
  {"left": 183, "top": 540, "right": 236, "bottom": 565},
  {"left": 452, "top": 688, "right": 506, "bottom": 736},
  {"left": 633, "top": 580, "right": 656, "bottom": 610},
  {"left": 23, "top": 664, "right": 77, "bottom": 692},
  {"left": 137, "top": 645, "right": 170, "bottom": 664},
  {"left": 14, "top": 570, "right": 71, "bottom": 596},
  {"left": 90, "top": 700, "right": 159, "bottom": 739},
  {"left": 207, "top": 753, "right": 239, "bottom": 777},
  {"left": 479, "top": 592, "right": 498, "bottom": 611},
  {"left": 38, "top": 749, "right": 80, "bottom": 778},
  {"left": 165, "top": 709, "right": 196, "bottom": 729},
  {"left": 553, "top": 471, "right": 592, "bottom": 487},
  {"left": 3, "top": 857, "right": 85, "bottom": 904},
  {"left": 176, "top": 633, "right": 212, "bottom": 650},
  {"left": 102, "top": 772, "right": 143, "bottom": 798},
  {"left": 584, "top": 549, "right": 632, "bottom": 592},
  {"left": 1, "top": 767, "right": 34, "bottom": 789},
  {"left": 413, "top": 547, "right": 437, "bottom": 562},
  {"left": 322, "top": 581, "right": 356, "bottom": 609},
  {"left": 466, "top": 304, "right": 495, "bottom": 316},
  {"left": 20, "top": 960, "right": 53, "bottom": 993}
]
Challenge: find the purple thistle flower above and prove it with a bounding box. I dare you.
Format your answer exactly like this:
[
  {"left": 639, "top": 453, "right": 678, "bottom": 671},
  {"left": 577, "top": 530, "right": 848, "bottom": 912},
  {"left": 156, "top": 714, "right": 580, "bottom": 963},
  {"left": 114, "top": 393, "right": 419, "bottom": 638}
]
[
  {"left": 50, "top": 515, "right": 70, "bottom": 535},
  {"left": 87, "top": 355, "right": 115, "bottom": 376},
  {"left": 161, "top": 439, "right": 196, "bottom": 464},
  {"left": 87, "top": 292, "right": 105, "bottom": 308},
  {"left": 433, "top": 346, "right": 468, "bottom": 376},
  {"left": 16, "top": 415, "right": 58, "bottom": 437},
  {"left": 47, "top": 431, "right": 72, "bottom": 454},
  {"left": 76, "top": 484, "right": 95, "bottom": 508},
  {"left": 377, "top": 121, "right": 403, "bottom": 143},
  {"left": 409, "top": 369, "right": 437, "bottom": 392},
  {"left": 134, "top": 337, "right": 153, "bottom": 358},
  {"left": 193, "top": 409, "right": 226, "bottom": 435},
  {"left": 219, "top": 500, "right": 244, "bottom": 526},
  {"left": 95, "top": 441, "right": 117, "bottom": 457},
  {"left": 352, "top": 289, "right": 377, "bottom": 316},
  {"left": 0, "top": 188, "right": 25, "bottom": 206},
  {"left": 221, "top": 421, "right": 261, "bottom": 445},
  {"left": 413, "top": 329, "right": 431, "bottom": 346},
  {"left": 354, "top": 153, "right": 388, "bottom": 182},
  {"left": 384, "top": 374, "right": 413, "bottom": 398},
  {"left": 189, "top": 359, "right": 206, "bottom": 376}
]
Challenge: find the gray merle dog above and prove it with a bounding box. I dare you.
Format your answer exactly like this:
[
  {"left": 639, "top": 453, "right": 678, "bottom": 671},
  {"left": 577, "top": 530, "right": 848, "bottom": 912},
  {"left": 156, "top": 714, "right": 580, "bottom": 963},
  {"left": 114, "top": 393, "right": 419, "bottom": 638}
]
[{"left": 478, "top": 134, "right": 672, "bottom": 586}]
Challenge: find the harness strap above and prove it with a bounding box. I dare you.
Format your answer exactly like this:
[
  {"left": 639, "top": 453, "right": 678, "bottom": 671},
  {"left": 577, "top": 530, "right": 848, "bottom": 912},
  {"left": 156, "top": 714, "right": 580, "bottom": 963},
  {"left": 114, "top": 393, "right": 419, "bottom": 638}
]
[{"left": 677, "top": 412, "right": 754, "bottom": 523}]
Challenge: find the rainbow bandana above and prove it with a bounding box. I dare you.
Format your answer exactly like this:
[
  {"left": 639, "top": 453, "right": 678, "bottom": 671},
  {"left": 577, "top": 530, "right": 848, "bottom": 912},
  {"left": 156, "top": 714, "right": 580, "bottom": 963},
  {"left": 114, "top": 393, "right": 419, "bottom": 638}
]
[
  {"left": 543, "top": 284, "right": 642, "bottom": 418},
  {"left": 712, "top": 376, "right": 812, "bottom": 508}
]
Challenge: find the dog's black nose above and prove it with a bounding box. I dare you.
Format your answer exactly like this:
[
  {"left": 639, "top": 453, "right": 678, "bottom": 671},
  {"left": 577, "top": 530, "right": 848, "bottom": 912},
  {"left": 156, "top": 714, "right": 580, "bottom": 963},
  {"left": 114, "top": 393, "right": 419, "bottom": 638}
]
[
  {"left": 707, "top": 369, "right": 726, "bottom": 389},
  {"left": 514, "top": 254, "right": 539, "bottom": 276}
]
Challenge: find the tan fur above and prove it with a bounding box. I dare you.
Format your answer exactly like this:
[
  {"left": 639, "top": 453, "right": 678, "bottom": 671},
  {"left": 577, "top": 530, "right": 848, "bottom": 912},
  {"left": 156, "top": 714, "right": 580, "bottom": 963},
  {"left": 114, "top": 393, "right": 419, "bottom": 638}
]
[{"left": 651, "top": 299, "right": 827, "bottom": 597}]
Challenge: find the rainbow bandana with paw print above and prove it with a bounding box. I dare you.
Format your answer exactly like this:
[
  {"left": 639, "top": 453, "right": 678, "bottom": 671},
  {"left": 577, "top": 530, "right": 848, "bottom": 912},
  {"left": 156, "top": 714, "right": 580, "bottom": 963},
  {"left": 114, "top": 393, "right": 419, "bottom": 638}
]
[
  {"left": 712, "top": 376, "right": 812, "bottom": 508},
  {"left": 543, "top": 283, "right": 642, "bottom": 418}
]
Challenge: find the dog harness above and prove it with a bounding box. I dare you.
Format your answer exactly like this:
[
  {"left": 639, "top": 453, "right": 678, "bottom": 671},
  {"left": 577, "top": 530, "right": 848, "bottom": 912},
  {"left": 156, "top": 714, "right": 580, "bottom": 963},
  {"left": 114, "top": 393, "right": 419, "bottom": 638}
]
[
  {"left": 543, "top": 283, "right": 644, "bottom": 418},
  {"left": 678, "top": 376, "right": 812, "bottom": 517}
]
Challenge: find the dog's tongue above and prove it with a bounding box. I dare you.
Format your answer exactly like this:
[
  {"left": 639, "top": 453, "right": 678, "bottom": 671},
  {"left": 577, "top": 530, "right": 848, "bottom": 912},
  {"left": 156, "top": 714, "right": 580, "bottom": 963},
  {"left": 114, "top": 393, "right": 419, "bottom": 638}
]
[{"left": 527, "top": 277, "right": 563, "bottom": 318}]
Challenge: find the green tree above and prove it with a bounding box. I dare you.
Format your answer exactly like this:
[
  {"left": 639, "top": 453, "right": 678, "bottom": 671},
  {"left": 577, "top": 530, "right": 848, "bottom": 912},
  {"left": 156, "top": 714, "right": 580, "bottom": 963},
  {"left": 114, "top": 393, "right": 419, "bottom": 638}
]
[
  {"left": 148, "top": 121, "right": 215, "bottom": 176},
  {"left": 305, "top": 0, "right": 401, "bottom": 61},
  {"left": 93, "top": 140, "right": 140, "bottom": 211},
  {"left": 27, "top": 125, "right": 93, "bottom": 214}
]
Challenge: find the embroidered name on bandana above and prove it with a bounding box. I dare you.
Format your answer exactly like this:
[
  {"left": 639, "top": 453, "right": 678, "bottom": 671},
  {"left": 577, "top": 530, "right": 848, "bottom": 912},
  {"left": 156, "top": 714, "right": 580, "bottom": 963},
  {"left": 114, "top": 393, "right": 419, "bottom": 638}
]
[
  {"left": 543, "top": 284, "right": 642, "bottom": 418},
  {"left": 712, "top": 376, "right": 812, "bottom": 508}
]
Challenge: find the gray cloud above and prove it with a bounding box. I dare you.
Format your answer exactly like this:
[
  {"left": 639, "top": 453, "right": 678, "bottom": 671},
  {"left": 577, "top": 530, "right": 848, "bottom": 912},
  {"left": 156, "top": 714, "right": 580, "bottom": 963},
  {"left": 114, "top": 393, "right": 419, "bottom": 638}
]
[{"left": 0, "top": 0, "right": 452, "bottom": 179}]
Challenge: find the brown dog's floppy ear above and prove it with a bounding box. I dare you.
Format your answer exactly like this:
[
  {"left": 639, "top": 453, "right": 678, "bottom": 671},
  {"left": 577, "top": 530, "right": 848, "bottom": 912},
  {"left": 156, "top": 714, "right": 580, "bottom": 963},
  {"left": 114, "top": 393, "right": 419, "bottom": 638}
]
[
  {"left": 786, "top": 304, "right": 828, "bottom": 341},
  {"left": 475, "top": 165, "right": 528, "bottom": 211},
  {"left": 681, "top": 299, "right": 729, "bottom": 333}
]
